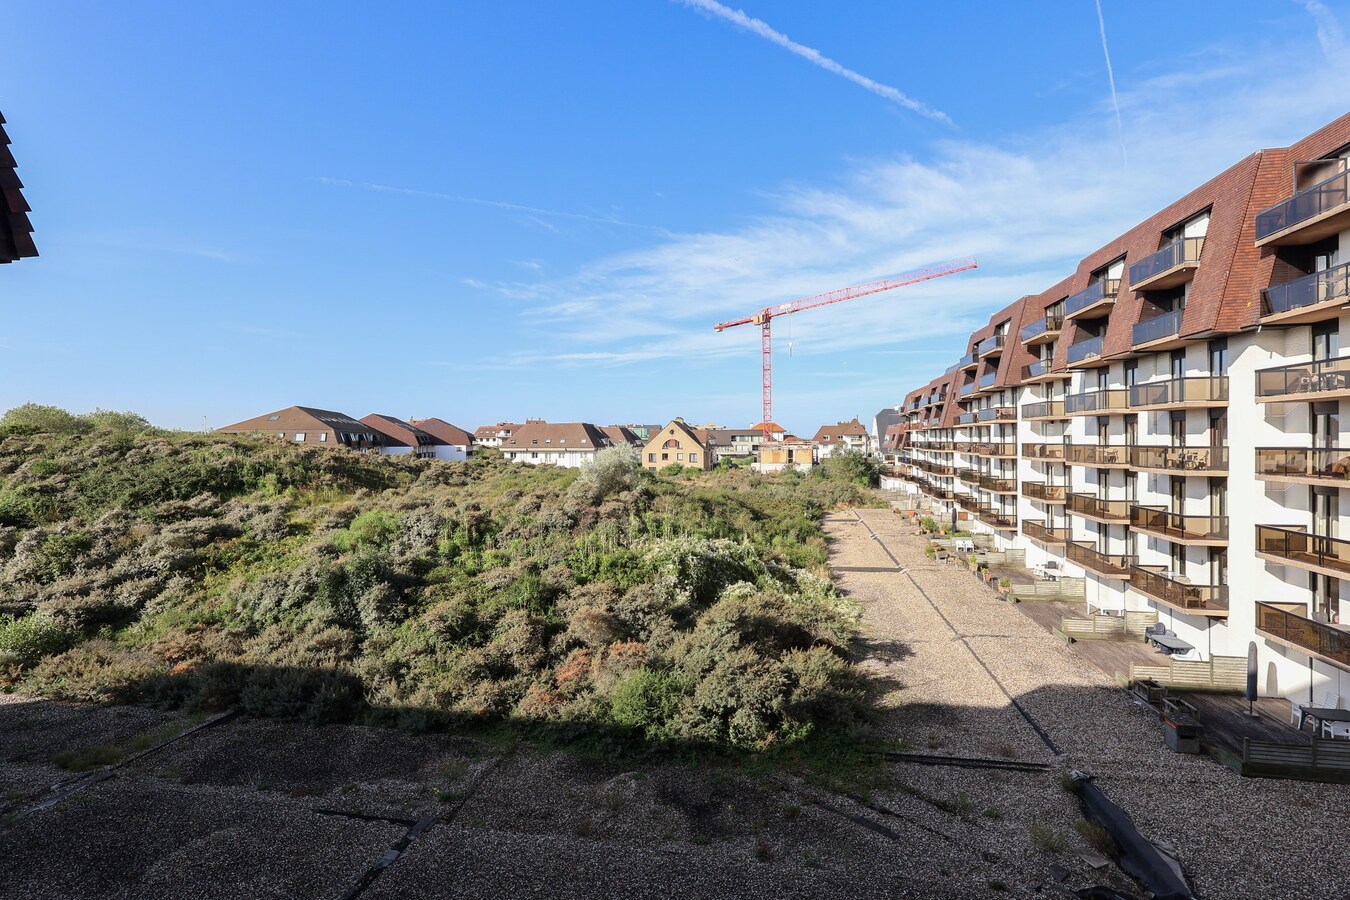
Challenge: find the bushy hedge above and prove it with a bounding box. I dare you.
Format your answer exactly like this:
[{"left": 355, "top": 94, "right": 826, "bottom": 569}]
[{"left": 0, "top": 425, "right": 879, "bottom": 751}]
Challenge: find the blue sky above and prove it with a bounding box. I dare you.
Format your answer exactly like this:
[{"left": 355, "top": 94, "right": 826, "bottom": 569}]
[{"left": 3, "top": 1, "right": 1349, "bottom": 434}]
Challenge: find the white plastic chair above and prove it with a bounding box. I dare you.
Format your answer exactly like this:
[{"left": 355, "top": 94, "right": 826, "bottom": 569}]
[
  {"left": 1324, "top": 721, "right": 1350, "bottom": 740},
  {"left": 1291, "top": 699, "right": 1306, "bottom": 730}
]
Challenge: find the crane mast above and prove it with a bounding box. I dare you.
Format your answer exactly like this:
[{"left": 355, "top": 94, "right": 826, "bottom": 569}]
[{"left": 714, "top": 257, "right": 977, "bottom": 440}]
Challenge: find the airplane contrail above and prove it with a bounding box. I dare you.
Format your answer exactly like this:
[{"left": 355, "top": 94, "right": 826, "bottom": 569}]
[{"left": 1094, "top": 0, "right": 1127, "bottom": 166}]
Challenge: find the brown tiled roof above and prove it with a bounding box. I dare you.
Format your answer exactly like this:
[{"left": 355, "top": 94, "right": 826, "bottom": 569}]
[
  {"left": 601, "top": 425, "right": 642, "bottom": 446},
  {"left": 811, "top": 418, "right": 868, "bottom": 442},
  {"left": 0, "top": 111, "right": 37, "bottom": 264},
  {"left": 474, "top": 422, "right": 523, "bottom": 439},
  {"left": 360, "top": 414, "right": 444, "bottom": 448},
  {"left": 410, "top": 417, "right": 474, "bottom": 446},
  {"left": 500, "top": 422, "right": 612, "bottom": 451},
  {"left": 216, "top": 406, "right": 384, "bottom": 446}
]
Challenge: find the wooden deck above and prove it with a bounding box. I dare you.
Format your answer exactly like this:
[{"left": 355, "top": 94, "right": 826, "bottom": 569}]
[{"left": 1004, "top": 593, "right": 1320, "bottom": 775}]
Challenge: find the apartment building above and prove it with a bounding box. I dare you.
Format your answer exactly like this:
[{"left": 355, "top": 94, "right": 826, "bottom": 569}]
[
  {"left": 216, "top": 406, "right": 386, "bottom": 450},
  {"left": 360, "top": 414, "right": 459, "bottom": 461},
  {"left": 499, "top": 422, "right": 614, "bottom": 468},
  {"left": 892, "top": 112, "right": 1350, "bottom": 704}
]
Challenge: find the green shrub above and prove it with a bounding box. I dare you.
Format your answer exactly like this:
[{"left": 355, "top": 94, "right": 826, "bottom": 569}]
[
  {"left": 0, "top": 611, "right": 77, "bottom": 668},
  {"left": 609, "top": 667, "right": 681, "bottom": 737}
]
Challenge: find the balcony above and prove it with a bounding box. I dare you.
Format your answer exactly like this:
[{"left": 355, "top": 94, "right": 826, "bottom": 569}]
[
  {"left": 976, "top": 370, "right": 998, "bottom": 393},
  {"left": 958, "top": 350, "right": 979, "bottom": 370},
  {"left": 1023, "top": 520, "right": 1069, "bottom": 546},
  {"left": 958, "top": 381, "right": 976, "bottom": 399},
  {"left": 957, "top": 495, "right": 982, "bottom": 515},
  {"left": 1128, "top": 237, "right": 1204, "bottom": 292},
  {"left": 1066, "top": 541, "right": 1136, "bottom": 579},
  {"left": 1064, "top": 389, "right": 1128, "bottom": 416},
  {"left": 1128, "top": 566, "right": 1229, "bottom": 617},
  {"left": 1256, "top": 447, "right": 1350, "bottom": 486},
  {"left": 1064, "top": 444, "right": 1131, "bottom": 468},
  {"left": 1130, "top": 506, "right": 1228, "bottom": 546},
  {"left": 1255, "top": 355, "right": 1350, "bottom": 403},
  {"left": 977, "top": 506, "right": 1018, "bottom": 531},
  {"left": 1256, "top": 525, "right": 1350, "bottom": 580},
  {"left": 956, "top": 412, "right": 977, "bottom": 426},
  {"left": 1021, "top": 482, "right": 1067, "bottom": 504},
  {"left": 1020, "top": 314, "right": 1063, "bottom": 346},
  {"left": 976, "top": 334, "right": 1007, "bottom": 358},
  {"left": 974, "top": 406, "right": 1016, "bottom": 423},
  {"left": 1021, "top": 400, "right": 1066, "bottom": 421},
  {"left": 976, "top": 473, "right": 1017, "bottom": 494},
  {"left": 1256, "top": 602, "right": 1350, "bottom": 671},
  {"left": 1260, "top": 262, "right": 1350, "bottom": 325},
  {"left": 1022, "top": 442, "right": 1066, "bottom": 462},
  {"left": 1067, "top": 493, "right": 1132, "bottom": 524},
  {"left": 970, "top": 441, "right": 1016, "bottom": 458},
  {"left": 1129, "top": 376, "right": 1228, "bottom": 410},
  {"left": 1130, "top": 444, "right": 1229, "bottom": 475},
  {"left": 1131, "top": 307, "right": 1185, "bottom": 350},
  {"left": 1064, "top": 279, "right": 1121, "bottom": 320},
  {"left": 1022, "top": 359, "right": 1068, "bottom": 383},
  {"left": 1255, "top": 166, "right": 1350, "bottom": 247},
  {"left": 1066, "top": 335, "right": 1105, "bottom": 368}
]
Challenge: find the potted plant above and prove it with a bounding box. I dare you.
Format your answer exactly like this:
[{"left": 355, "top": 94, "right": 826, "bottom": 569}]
[{"left": 998, "top": 576, "right": 1011, "bottom": 595}]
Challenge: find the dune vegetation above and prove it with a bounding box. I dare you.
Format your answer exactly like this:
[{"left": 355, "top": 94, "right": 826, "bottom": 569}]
[{"left": 0, "top": 406, "right": 883, "bottom": 753}]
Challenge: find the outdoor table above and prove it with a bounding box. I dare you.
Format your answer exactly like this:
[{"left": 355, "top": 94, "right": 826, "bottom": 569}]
[
  {"left": 1300, "top": 706, "right": 1350, "bottom": 734},
  {"left": 1148, "top": 633, "right": 1194, "bottom": 654}
]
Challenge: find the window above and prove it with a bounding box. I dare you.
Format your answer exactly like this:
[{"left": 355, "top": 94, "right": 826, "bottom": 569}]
[
  {"left": 319, "top": 432, "right": 327, "bottom": 442},
  {"left": 677, "top": 452, "right": 683, "bottom": 461},
  {"left": 661, "top": 452, "right": 669, "bottom": 461},
  {"left": 663, "top": 439, "right": 680, "bottom": 449},
  {"left": 531, "top": 452, "right": 538, "bottom": 459},
  {"left": 294, "top": 433, "right": 305, "bottom": 442},
  {"left": 531, "top": 439, "right": 538, "bottom": 445},
  {"left": 267, "top": 415, "right": 280, "bottom": 421},
  {"left": 648, "top": 453, "right": 655, "bottom": 462},
  {"left": 1207, "top": 339, "right": 1229, "bottom": 376}
]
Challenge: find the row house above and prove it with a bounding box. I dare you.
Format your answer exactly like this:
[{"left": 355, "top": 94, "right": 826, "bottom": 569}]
[
  {"left": 891, "top": 111, "right": 1350, "bottom": 705},
  {"left": 499, "top": 422, "right": 616, "bottom": 469}
]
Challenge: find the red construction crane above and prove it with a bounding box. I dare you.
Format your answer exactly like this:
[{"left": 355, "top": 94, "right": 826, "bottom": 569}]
[{"left": 713, "top": 257, "right": 977, "bottom": 439}]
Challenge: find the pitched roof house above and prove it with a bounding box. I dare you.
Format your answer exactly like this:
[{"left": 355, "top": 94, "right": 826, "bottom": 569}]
[
  {"left": 409, "top": 418, "right": 474, "bottom": 458},
  {"left": 360, "top": 414, "right": 456, "bottom": 460},
  {"left": 499, "top": 422, "right": 614, "bottom": 468},
  {"left": 601, "top": 425, "right": 643, "bottom": 447},
  {"left": 215, "top": 406, "right": 385, "bottom": 450},
  {"left": 473, "top": 422, "right": 524, "bottom": 448},
  {"left": 812, "top": 417, "right": 871, "bottom": 457},
  {"left": 1, "top": 111, "right": 37, "bottom": 264},
  {"left": 642, "top": 419, "right": 713, "bottom": 471}
]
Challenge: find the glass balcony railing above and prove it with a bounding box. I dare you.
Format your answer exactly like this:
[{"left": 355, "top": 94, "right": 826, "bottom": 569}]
[
  {"left": 978, "top": 506, "right": 1018, "bottom": 529},
  {"left": 976, "top": 334, "right": 1007, "bottom": 356},
  {"left": 1130, "top": 444, "right": 1228, "bottom": 474},
  {"left": 1064, "top": 444, "right": 1130, "bottom": 467},
  {"left": 976, "top": 473, "right": 1017, "bottom": 493},
  {"left": 1128, "top": 237, "right": 1204, "bottom": 289},
  {"left": 1067, "top": 493, "right": 1132, "bottom": 522},
  {"left": 1131, "top": 307, "right": 1184, "bottom": 347},
  {"left": 1256, "top": 602, "right": 1350, "bottom": 668},
  {"left": 1022, "top": 359, "right": 1062, "bottom": 381},
  {"left": 1067, "top": 542, "right": 1136, "bottom": 578},
  {"left": 1019, "top": 315, "right": 1063, "bottom": 344},
  {"left": 956, "top": 467, "right": 979, "bottom": 483},
  {"left": 956, "top": 412, "right": 976, "bottom": 425},
  {"left": 1129, "top": 376, "right": 1228, "bottom": 409},
  {"left": 1021, "top": 400, "right": 1065, "bottom": 419},
  {"left": 1129, "top": 506, "right": 1228, "bottom": 543},
  {"left": 1066, "top": 335, "right": 1105, "bottom": 365},
  {"left": 1065, "top": 279, "right": 1121, "bottom": 318},
  {"left": 1021, "top": 482, "right": 1066, "bottom": 503},
  {"left": 970, "top": 442, "right": 1016, "bottom": 457},
  {"left": 1255, "top": 355, "right": 1350, "bottom": 400},
  {"left": 1256, "top": 525, "right": 1350, "bottom": 578},
  {"left": 959, "top": 382, "right": 975, "bottom": 398},
  {"left": 1064, "top": 389, "right": 1128, "bottom": 415},
  {"left": 1023, "top": 520, "right": 1070, "bottom": 544},
  {"left": 974, "top": 406, "right": 1016, "bottom": 423},
  {"left": 1256, "top": 447, "right": 1350, "bottom": 483},
  {"left": 977, "top": 370, "right": 998, "bottom": 390},
  {"left": 1261, "top": 262, "right": 1350, "bottom": 319},
  {"left": 1022, "top": 442, "right": 1066, "bottom": 461},
  {"left": 1255, "top": 167, "right": 1350, "bottom": 242},
  {"left": 1129, "top": 566, "right": 1228, "bottom": 613}
]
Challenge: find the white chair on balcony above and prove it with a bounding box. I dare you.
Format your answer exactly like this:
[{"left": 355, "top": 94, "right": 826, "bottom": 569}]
[
  {"left": 1324, "top": 721, "right": 1350, "bottom": 740},
  {"left": 1291, "top": 699, "right": 1306, "bottom": 730}
]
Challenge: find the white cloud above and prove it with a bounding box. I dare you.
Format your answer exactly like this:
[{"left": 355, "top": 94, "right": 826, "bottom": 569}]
[{"left": 677, "top": 0, "right": 951, "bottom": 125}]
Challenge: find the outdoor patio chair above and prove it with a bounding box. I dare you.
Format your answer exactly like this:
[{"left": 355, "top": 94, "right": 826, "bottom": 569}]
[
  {"left": 1148, "top": 622, "right": 1167, "bottom": 637},
  {"left": 1324, "top": 721, "right": 1350, "bottom": 740},
  {"left": 1291, "top": 699, "right": 1306, "bottom": 730}
]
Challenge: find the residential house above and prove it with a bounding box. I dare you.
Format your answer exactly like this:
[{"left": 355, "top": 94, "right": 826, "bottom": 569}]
[
  {"left": 499, "top": 422, "right": 614, "bottom": 468},
  {"left": 642, "top": 419, "right": 713, "bottom": 471},
  {"left": 812, "top": 417, "right": 871, "bottom": 457},
  {"left": 891, "top": 111, "right": 1350, "bottom": 706},
  {"left": 1, "top": 111, "right": 37, "bottom": 264},
  {"left": 215, "top": 406, "right": 385, "bottom": 451},
  {"left": 409, "top": 417, "right": 475, "bottom": 459},
  {"left": 602, "top": 425, "right": 644, "bottom": 447},
  {"left": 473, "top": 422, "right": 525, "bottom": 448},
  {"left": 361, "top": 414, "right": 456, "bottom": 460}
]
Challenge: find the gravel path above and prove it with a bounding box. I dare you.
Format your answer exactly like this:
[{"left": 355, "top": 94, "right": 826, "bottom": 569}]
[{"left": 839, "top": 507, "right": 1350, "bottom": 900}]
